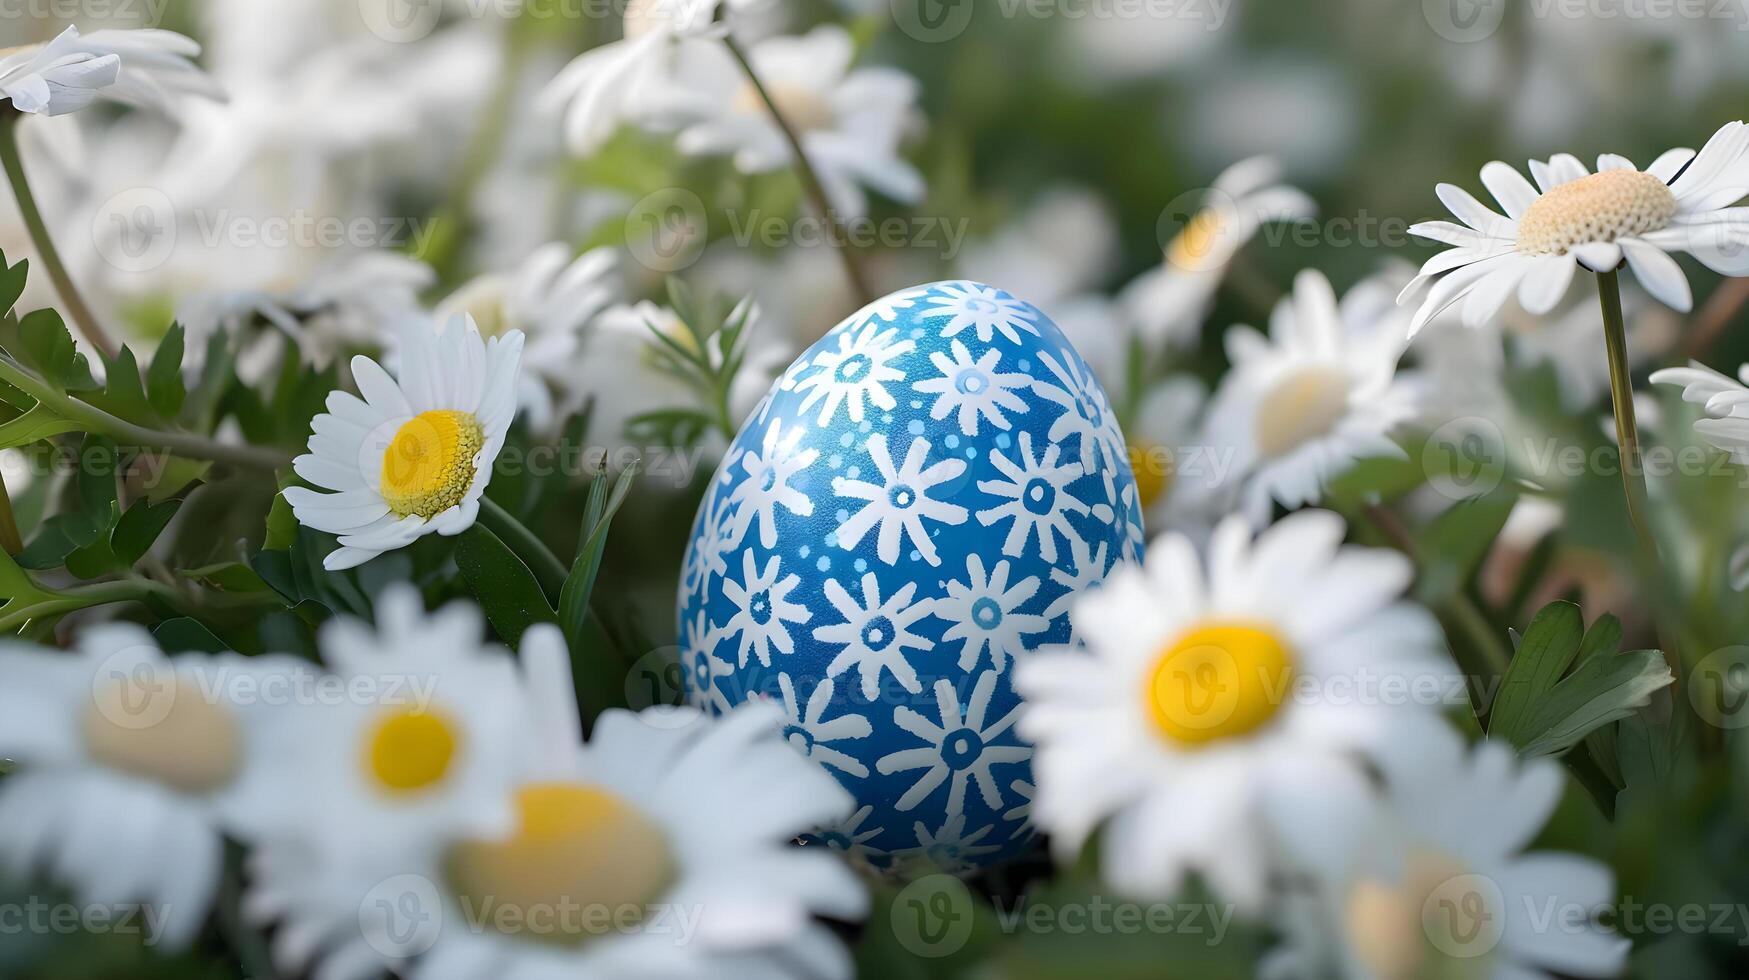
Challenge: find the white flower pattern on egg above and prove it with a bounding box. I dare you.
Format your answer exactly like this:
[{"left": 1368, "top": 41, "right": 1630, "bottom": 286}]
[{"left": 678, "top": 281, "right": 1141, "bottom": 869}]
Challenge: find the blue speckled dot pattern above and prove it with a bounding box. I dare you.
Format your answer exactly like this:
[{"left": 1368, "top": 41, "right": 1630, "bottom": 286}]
[{"left": 678, "top": 281, "right": 1143, "bottom": 874}]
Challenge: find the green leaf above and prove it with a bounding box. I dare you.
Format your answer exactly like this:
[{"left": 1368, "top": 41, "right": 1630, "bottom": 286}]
[
  {"left": 1413, "top": 492, "right": 1517, "bottom": 606},
  {"left": 0, "top": 255, "right": 26, "bottom": 318},
  {"left": 14, "top": 309, "right": 95, "bottom": 390},
  {"left": 1489, "top": 600, "right": 1583, "bottom": 739},
  {"left": 1577, "top": 614, "right": 1626, "bottom": 785},
  {"left": 264, "top": 486, "right": 297, "bottom": 551},
  {"left": 83, "top": 345, "right": 159, "bottom": 425},
  {"left": 0, "top": 403, "right": 78, "bottom": 448},
  {"left": 15, "top": 513, "right": 104, "bottom": 570},
  {"left": 77, "top": 435, "right": 119, "bottom": 523},
  {"left": 154, "top": 617, "right": 229, "bottom": 654},
  {"left": 112, "top": 497, "right": 183, "bottom": 567},
  {"left": 558, "top": 462, "right": 639, "bottom": 651},
  {"left": 146, "top": 323, "right": 187, "bottom": 418},
  {"left": 455, "top": 524, "right": 555, "bottom": 647},
  {"left": 1518, "top": 649, "right": 1673, "bottom": 758}
]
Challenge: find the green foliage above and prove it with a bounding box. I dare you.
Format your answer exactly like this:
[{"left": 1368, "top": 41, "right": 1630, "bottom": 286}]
[{"left": 627, "top": 278, "right": 753, "bottom": 446}]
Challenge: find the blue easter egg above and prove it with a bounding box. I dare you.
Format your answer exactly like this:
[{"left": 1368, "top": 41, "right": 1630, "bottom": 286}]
[{"left": 677, "top": 281, "right": 1143, "bottom": 873}]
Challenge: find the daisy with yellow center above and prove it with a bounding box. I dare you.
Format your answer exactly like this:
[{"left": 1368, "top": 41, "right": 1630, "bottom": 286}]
[
  {"left": 0, "top": 624, "right": 306, "bottom": 949},
  {"left": 1120, "top": 156, "right": 1315, "bottom": 350},
  {"left": 248, "top": 622, "right": 866, "bottom": 979},
  {"left": 285, "top": 314, "right": 524, "bottom": 570},
  {"left": 1262, "top": 725, "right": 1629, "bottom": 980},
  {"left": 1202, "top": 269, "right": 1420, "bottom": 525},
  {"left": 1015, "top": 511, "right": 1453, "bottom": 909},
  {"left": 1401, "top": 120, "right": 1749, "bottom": 336}
]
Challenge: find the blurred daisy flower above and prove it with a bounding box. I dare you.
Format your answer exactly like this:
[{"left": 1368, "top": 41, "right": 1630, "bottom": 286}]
[
  {"left": 235, "top": 589, "right": 534, "bottom": 977},
  {"left": 0, "top": 26, "right": 221, "bottom": 117},
  {"left": 285, "top": 314, "right": 524, "bottom": 570},
  {"left": 1402, "top": 120, "right": 1749, "bottom": 336},
  {"left": 0, "top": 625, "right": 303, "bottom": 948},
  {"left": 1126, "top": 375, "right": 1217, "bottom": 536},
  {"left": 1263, "top": 725, "right": 1629, "bottom": 980},
  {"left": 1015, "top": 510, "right": 1452, "bottom": 908},
  {"left": 434, "top": 244, "right": 618, "bottom": 430},
  {"left": 668, "top": 26, "right": 925, "bottom": 218},
  {"left": 1121, "top": 157, "right": 1315, "bottom": 350},
  {"left": 1203, "top": 269, "right": 1420, "bottom": 524},
  {"left": 1652, "top": 359, "right": 1749, "bottom": 468}
]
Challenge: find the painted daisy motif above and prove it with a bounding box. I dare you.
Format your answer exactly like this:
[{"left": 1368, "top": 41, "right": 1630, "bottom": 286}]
[
  {"left": 812, "top": 572, "right": 934, "bottom": 699},
  {"left": 774, "top": 673, "right": 873, "bottom": 778},
  {"left": 1015, "top": 511, "right": 1452, "bottom": 909},
  {"left": 976, "top": 431, "right": 1090, "bottom": 563},
  {"left": 1401, "top": 121, "right": 1749, "bottom": 335},
  {"left": 1044, "top": 532, "right": 1117, "bottom": 626},
  {"left": 682, "top": 492, "right": 736, "bottom": 593},
  {"left": 833, "top": 433, "right": 969, "bottom": 566},
  {"left": 792, "top": 317, "right": 916, "bottom": 425},
  {"left": 1034, "top": 348, "right": 1123, "bottom": 472},
  {"left": 1121, "top": 156, "right": 1316, "bottom": 349},
  {"left": 920, "top": 281, "right": 1042, "bottom": 345},
  {"left": 0, "top": 625, "right": 300, "bottom": 948},
  {"left": 285, "top": 315, "right": 524, "bottom": 570},
  {"left": 913, "top": 339, "right": 1033, "bottom": 435},
  {"left": 937, "top": 554, "right": 1050, "bottom": 673},
  {"left": 722, "top": 419, "right": 820, "bottom": 549},
  {"left": 722, "top": 550, "right": 810, "bottom": 667},
  {"left": 0, "top": 26, "right": 222, "bottom": 116},
  {"left": 666, "top": 25, "right": 925, "bottom": 218},
  {"left": 897, "top": 813, "right": 1002, "bottom": 876},
  {"left": 1261, "top": 726, "right": 1629, "bottom": 980},
  {"left": 1203, "top": 269, "right": 1419, "bottom": 524},
  {"left": 876, "top": 671, "right": 1031, "bottom": 815},
  {"left": 433, "top": 244, "right": 617, "bottom": 430},
  {"left": 816, "top": 804, "right": 886, "bottom": 866}
]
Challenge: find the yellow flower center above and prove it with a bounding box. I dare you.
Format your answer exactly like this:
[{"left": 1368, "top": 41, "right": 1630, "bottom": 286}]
[
  {"left": 83, "top": 675, "right": 241, "bottom": 794},
  {"left": 379, "top": 410, "right": 483, "bottom": 519},
  {"left": 1166, "top": 208, "right": 1225, "bottom": 270},
  {"left": 446, "top": 783, "right": 676, "bottom": 946},
  {"left": 1128, "top": 442, "right": 1175, "bottom": 509},
  {"left": 1345, "top": 851, "right": 1498, "bottom": 980},
  {"left": 735, "top": 81, "right": 835, "bottom": 133},
  {"left": 365, "top": 706, "right": 459, "bottom": 794},
  {"left": 1254, "top": 367, "right": 1352, "bottom": 459},
  {"left": 1515, "top": 169, "right": 1676, "bottom": 257},
  {"left": 1144, "top": 621, "right": 1295, "bottom": 746}
]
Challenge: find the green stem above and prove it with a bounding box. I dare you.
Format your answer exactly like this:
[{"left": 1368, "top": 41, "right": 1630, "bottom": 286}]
[
  {"left": 1595, "top": 269, "right": 1681, "bottom": 686},
  {"left": 0, "top": 473, "right": 19, "bottom": 554},
  {"left": 0, "top": 356, "right": 289, "bottom": 470},
  {"left": 0, "top": 577, "right": 175, "bottom": 633},
  {"left": 478, "top": 496, "right": 568, "bottom": 600},
  {"left": 0, "top": 109, "right": 117, "bottom": 360},
  {"left": 721, "top": 34, "right": 876, "bottom": 307}
]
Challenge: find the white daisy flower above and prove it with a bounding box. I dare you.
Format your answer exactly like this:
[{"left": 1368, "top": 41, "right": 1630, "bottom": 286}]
[
  {"left": 792, "top": 315, "right": 915, "bottom": 426},
  {"left": 876, "top": 671, "right": 1030, "bottom": 816},
  {"left": 1121, "top": 157, "right": 1316, "bottom": 349},
  {"left": 667, "top": 26, "right": 924, "bottom": 218},
  {"left": 975, "top": 431, "right": 1090, "bottom": 564},
  {"left": 722, "top": 550, "right": 810, "bottom": 667},
  {"left": 284, "top": 314, "right": 524, "bottom": 570},
  {"left": 1261, "top": 725, "right": 1629, "bottom": 980},
  {"left": 1651, "top": 359, "right": 1749, "bottom": 465},
  {"left": 912, "top": 339, "right": 1032, "bottom": 435},
  {"left": 812, "top": 571, "right": 933, "bottom": 699},
  {"left": 1401, "top": 120, "right": 1749, "bottom": 336},
  {"left": 832, "top": 433, "right": 969, "bottom": 567},
  {"left": 721, "top": 418, "right": 819, "bottom": 550},
  {"left": 1127, "top": 375, "right": 1220, "bottom": 535},
  {"left": 1204, "top": 269, "right": 1420, "bottom": 524},
  {"left": 937, "top": 554, "right": 1049, "bottom": 673},
  {"left": 0, "top": 26, "right": 222, "bottom": 116},
  {"left": 434, "top": 244, "right": 617, "bottom": 431},
  {"left": 537, "top": 0, "right": 728, "bottom": 155},
  {"left": 773, "top": 673, "right": 872, "bottom": 778},
  {"left": 919, "top": 281, "right": 1041, "bottom": 346},
  {"left": 0, "top": 624, "right": 302, "bottom": 948},
  {"left": 1015, "top": 510, "right": 1452, "bottom": 909}
]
